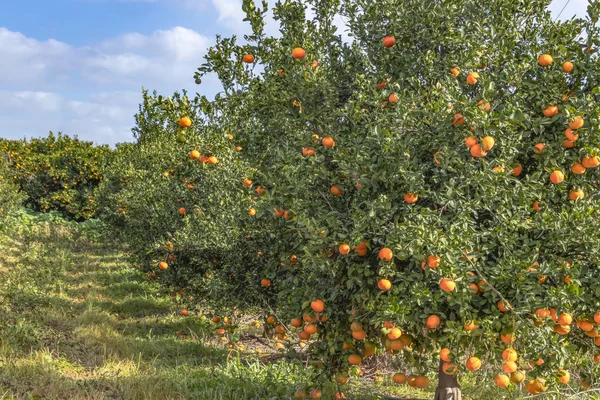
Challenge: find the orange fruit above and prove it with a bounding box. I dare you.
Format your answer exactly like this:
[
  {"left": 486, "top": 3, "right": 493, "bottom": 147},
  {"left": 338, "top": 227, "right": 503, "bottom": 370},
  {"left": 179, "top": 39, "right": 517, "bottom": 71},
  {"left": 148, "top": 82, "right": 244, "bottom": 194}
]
[
  {"left": 470, "top": 144, "right": 487, "bottom": 158},
  {"left": 502, "top": 348, "right": 518, "bottom": 361},
  {"left": 503, "top": 361, "right": 518, "bottom": 373},
  {"left": 179, "top": 207, "right": 186, "bottom": 215},
  {"left": 309, "top": 389, "right": 321, "bottom": 399},
  {"left": 243, "top": 178, "right": 253, "bottom": 187},
  {"left": 538, "top": 54, "right": 553, "bottom": 66},
  {"left": 466, "top": 357, "right": 481, "bottom": 371},
  {"left": 378, "top": 278, "right": 392, "bottom": 291},
  {"left": 351, "top": 330, "right": 366, "bottom": 340},
  {"left": 304, "top": 324, "right": 317, "bottom": 335},
  {"left": 260, "top": 278, "right": 271, "bottom": 287},
  {"left": 427, "top": 255, "right": 440, "bottom": 268},
  {"left": 414, "top": 376, "right": 430, "bottom": 388},
  {"left": 478, "top": 100, "right": 491, "bottom": 112},
  {"left": 392, "top": 373, "right": 406, "bottom": 384},
  {"left": 403, "top": 192, "right": 418, "bottom": 203},
  {"left": 256, "top": 186, "right": 266, "bottom": 195},
  {"left": 382, "top": 36, "right": 396, "bottom": 48},
  {"left": 542, "top": 105, "right": 558, "bottom": 117},
  {"left": 450, "top": 67, "right": 460, "bottom": 77},
  {"left": 565, "top": 128, "right": 579, "bottom": 141},
  {"left": 292, "top": 47, "right": 306, "bottom": 59},
  {"left": 248, "top": 207, "right": 256, "bottom": 216},
  {"left": 310, "top": 299, "right": 325, "bottom": 313},
  {"left": 532, "top": 201, "right": 541, "bottom": 212},
  {"left": 339, "top": 243, "right": 350, "bottom": 255},
  {"left": 464, "top": 320, "right": 479, "bottom": 331},
  {"left": 388, "top": 327, "right": 402, "bottom": 340},
  {"left": 557, "top": 313, "right": 573, "bottom": 326},
  {"left": 465, "top": 136, "right": 477, "bottom": 147},
  {"left": 302, "top": 147, "right": 315, "bottom": 157},
  {"left": 594, "top": 313, "right": 600, "bottom": 325},
  {"left": 594, "top": 354, "right": 600, "bottom": 363},
  {"left": 348, "top": 354, "right": 362, "bottom": 365},
  {"left": 512, "top": 164, "right": 523, "bottom": 176},
  {"left": 563, "top": 139, "right": 575, "bottom": 148},
  {"left": 243, "top": 54, "right": 255, "bottom": 63},
  {"left": 158, "top": 261, "right": 168, "bottom": 270},
  {"left": 549, "top": 170, "right": 564, "bottom": 184},
  {"left": 553, "top": 324, "right": 571, "bottom": 335},
  {"left": 388, "top": 93, "right": 399, "bottom": 103},
  {"left": 582, "top": 156, "right": 600, "bottom": 168},
  {"left": 452, "top": 113, "right": 465, "bottom": 126},
  {"left": 511, "top": 371, "right": 526, "bottom": 384},
  {"left": 495, "top": 374, "right": 510, "bottom": 388},
  {"left": 375, "top": 80, "right": 387, "bottom": 89},
  {"left": 533, "top": 143, "right": 545, "bottom": 154},
  {"left": 442, "top": 362, "right": 457, "bottom": 375},
  {"left": 354, "top": 241, "right": 368, "bottom": 256},
  {"left": 440, "top": 348, "right": 452, "bottom": 362},
  {"left": 569, "top": 116, "right": 584, "bottom": 130},
  {"left": 440, "top": 278, "right": 456, "bottom": 292},
  {"left": 334, "top": 393, "right": 345, "bottom": 400},
  {"left": 291, "top": 318, "right": 302, "bottom": 328},
  {"left": 190, "top": 150, "right": 200, "bottom": 159},
  {"left": 207, "top": 156, "right": 218, "bottom": 164},
  {"left": 466, "top": 72, "right": 480, "bottom": 85},
  {"left": 179, "top": 117, "right": 192, "bottom": 127},
  {"left": 578, "top": 320, "right": 595, "bottom": 332},
  {"left": 283, "top": 210, "right": 293, "bottom": 220},
  {"left": 294, "top": 389, "right": 307, "bottom": 399},
  {"left": 426, "top": 315, "right": 440, "bottom": 329},
  {"left": 390, "top": 339, "right": 404, "bottom": 350},
  {"left": 557, "top": 370, "right": 570, "bottom": 384},
  {"left": 569, "top": 189, "right": 584, "bottom": 200},
  {"left": 563, "top": 61, "right": 574, "bottom": 73},
  {"left": 378, "top": 247, "right": 393, "bottom": 261},
  {"left": 330, "top": 185, "right": 344, "bottom": 196},
  {"left": 322, "top": 137, "right": 335, "bottom": 148},
  {"left": 497, "top": 300, "right": 510, "bottom": 312},
  {"left": 180, "top": 309, "right": 189, "bottom": 316}
]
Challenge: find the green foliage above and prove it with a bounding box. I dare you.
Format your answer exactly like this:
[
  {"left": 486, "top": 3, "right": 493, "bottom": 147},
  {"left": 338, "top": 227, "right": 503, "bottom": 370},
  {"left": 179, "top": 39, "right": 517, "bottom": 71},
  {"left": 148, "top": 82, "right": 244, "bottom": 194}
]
[
  {"left": 0, "top": 132, "right": 112, "bottom": 220},
  {"left": 0, "top": 154, "right": 24, "bottom": 223}
]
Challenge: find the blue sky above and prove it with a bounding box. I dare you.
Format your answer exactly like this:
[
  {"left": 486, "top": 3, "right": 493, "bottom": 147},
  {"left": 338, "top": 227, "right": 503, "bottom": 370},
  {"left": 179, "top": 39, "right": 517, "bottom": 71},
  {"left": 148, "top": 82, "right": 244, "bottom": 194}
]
[{"left": 0, "top": 0, "right": 588, "bottom": 146}]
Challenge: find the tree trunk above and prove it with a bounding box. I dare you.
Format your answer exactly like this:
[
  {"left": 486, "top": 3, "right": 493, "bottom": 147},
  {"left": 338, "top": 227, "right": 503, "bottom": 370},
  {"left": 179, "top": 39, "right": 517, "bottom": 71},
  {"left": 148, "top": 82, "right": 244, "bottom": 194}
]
[{"left": 434, "top": 360, "right": 462, "bottom": 400}]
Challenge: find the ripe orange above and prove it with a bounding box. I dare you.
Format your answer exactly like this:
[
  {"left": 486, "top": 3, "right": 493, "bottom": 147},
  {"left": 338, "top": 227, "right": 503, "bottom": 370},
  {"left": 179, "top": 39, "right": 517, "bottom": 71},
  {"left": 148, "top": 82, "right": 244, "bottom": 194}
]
[
  {"left": 578, "top": 320, "right": 595, "bottom": 332},
  {"left": 450, "top": 67, "right": 460, "bottom": 77},
  {"left": 378, "top": 278, "right": 392, "bottom": 291},
  {"left": 442, "top": 362, "right": 457, "bottom": 375},
  {"left": 569, "top": 116, "right": 584, "bottom": 130},
  {"left": 348, "top": 354, "right": 362, "bottom": 365},
  {"left": 594, "top": 354, "right": 600, "bottom": 363},
  {"left": 292, "top": 47, "right": 306, "bottom": 59},
  {"left": 207, "top": 156, "right": 218, "bottom": 164},
  {"left": 375, "top": 80, "right": 387, "bottom": 89},
  {"left": 466, "top": 357, "right": 481, "bottom": 371},
  {"left": 426, "top": 315, "right": 440, "bottom": 329},
  {"left": 465, "top": 136, "right": 477, "bottom": 147},
  {"left": 180, "top": 309, "right": 189, "bottom": 316},
  {"left": 283, "top": 210, "right": 294, "bottom": 220},
  {"left": 414, "top": 376, "right": 430, "bottom": 388},
  {"left": 497, "top": 300, "right": 510, "bottom": 312},
  {"left": 557, "top": 313, "right": 573, "bottom": 326},
  {"left": 481, "top": 136, "right": 495, "bottom": 150},
  {"left": 388, "top": 327, "right": 402, "bottom": 340},
  {"left": 302, "top": 147, "right": 315, "bottom": 157},
  {"left": 582, "top": 156, "right": 600, "bottom": 168},
  {"left": 243, "top": 54, "right": 255, "bottom": 63},
  {"left": 158, "top": 261, "right": 168, "bottom": 270},
  {"left": 512, "top": 164, "right": 523, "bottom": 176},
  {"left": 478, "top": 99, "right": 491, "bottom": 112},
  {"left": 533, "top": 143, "right": 545, "bottom": 154},
  {"left": 291, "top": 318, "right": 302, "bottom": 328},
  {"left": 464, "top": 320, "right": 479, "bottom": 331},
  {"left": 354, "top": 241, "right": 368, "bottom": 256},
  {"left": 382, "top": 36, "right": 396, "bottom": 48},
  {"left": 503, "top": 361, "right": 517, "bottom": 373},
  {"left": 542, "top": 105, "right": 558, "bottom": 117},
  {"left": 495, "top": 374, "right": 510, "bottom": 388},
  {"left": 427, "top": 255, "right": 440, "bottom": 268},
  {"left": 565, "top": 128, "right": 579, "bottom": 141},
  {"left": 179, "top": 117, "right": 192, "bottom": 127},
  {"left": 294, "top": 389, "right": 307, "bottom": 399},
  {"left": 351, "top": 330, "right": 366, "bottom": 340},
  {"left": 553, "top": 324, "right": 571, "bottom": 335},
  {"left": 378, "top": 247, "right": 393, "bottom": 261},
  {"left": 595, "top": 313, "right": 600, "bottom": 325},
  {"left": 538, "top": 54, "right": 553, "bottom": 66},
  {"left": 502, "top": 348, "right": 518, "bottom": 362},
  {"left": 466, "top": 72, "right": 480, "bottom": 85},
  {"left": 569, "top": 189, "right": 584, "bottom": 200},
  {"left": 440, "top": 278, "right": 456, "bottom": 292},
  {"left": 440, "top": 348, "right": 451, "bottom": 362},
  {"left": 243, "top": 178, "right": 253, "bottom": 187},
  {"left": 549, "top": 170, "right": 564, "bottom": 184},
  {"left": 322, "top": 137, "right": 335, "bottom": 148},
  {"left": 392, "top": 373, "right": 406, "bottom": 384},
  {"left": 248, "top": 207, "right": 256, "bottom": 216},
  {"left": 339, "top": 243, "right": 350, "bottom": 255},
  {"left": 470, "top": 144, "right": 487, "bottom": 158},
  {"left": 557, "top": 369, "right": 570, "bottom": 384},
  {"left": 179, "top": 207, "right": 186, "bottom": 215},
  {"left": 330, "top": 185, "right": 344, "bottom": 196},
  {"left": 256, "top": 186, "right": 266, "bottom": 195},
  {"left": 260, "top": 278, "right": 271, "bottom": 287},
  {"left": 452, "top": 113, "right": 465, "bottom": 126},
  {"left": 390, "top": 339, "right": 404, "bottom": 350},
  {"left": 563, "top": 61, "right": 574, "bottom": 72},
  {"left": 388, "top": 93, "right": 399, "bottom": 103},
  {"left": 189, "top": 150, "right": 200, "bottom": 159},
  {"left": 310, "top": 299, "right": 325, "bottom": 313},
  {"left": 304, "top": 324, "right": 317, "bottom": 335},
  {"left": 403, "top": 192, "right": 418, "bottom": 203},
  {"left": 309, "top": 389, "right": 322, "bottom": 399}
]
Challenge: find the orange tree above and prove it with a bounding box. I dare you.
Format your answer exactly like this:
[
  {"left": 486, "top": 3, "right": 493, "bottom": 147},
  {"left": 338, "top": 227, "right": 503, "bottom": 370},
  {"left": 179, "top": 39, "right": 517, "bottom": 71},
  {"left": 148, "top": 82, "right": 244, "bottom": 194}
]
[
  {"left": 0, "top": 132, "right": 111, "bottom": 220},
  {"left": 187, "top": 0, "right": 600, "bottom": 397},
  {"left": 0, "top": 153, "right": 24, "bottom": 222},
  {"left": 95, "top": 90, "right": 276, "bottom": 322}
]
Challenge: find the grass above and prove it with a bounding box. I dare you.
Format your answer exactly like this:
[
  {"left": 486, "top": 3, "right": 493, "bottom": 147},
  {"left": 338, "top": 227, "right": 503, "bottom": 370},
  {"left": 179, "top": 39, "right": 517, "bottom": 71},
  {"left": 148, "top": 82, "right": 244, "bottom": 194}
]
[{"left": 0, "top": 213, "right": 597, "bottom": 400}]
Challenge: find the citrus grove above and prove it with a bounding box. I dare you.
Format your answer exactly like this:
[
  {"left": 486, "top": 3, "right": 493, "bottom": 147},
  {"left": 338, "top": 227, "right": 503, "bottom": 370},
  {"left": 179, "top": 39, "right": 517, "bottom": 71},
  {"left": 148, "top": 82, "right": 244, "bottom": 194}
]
[{"left": 3, "top": 0, "right": 600, "bottom": 399}]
